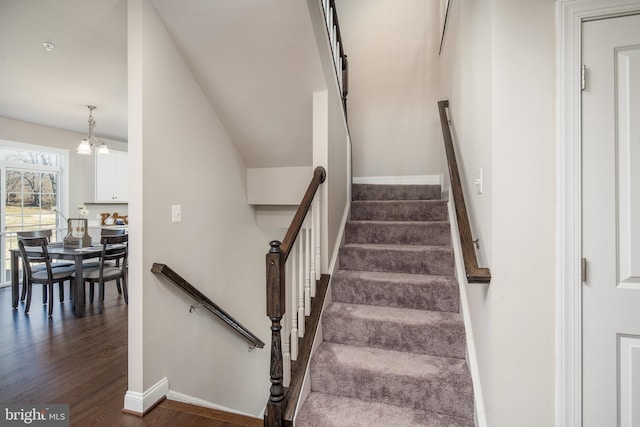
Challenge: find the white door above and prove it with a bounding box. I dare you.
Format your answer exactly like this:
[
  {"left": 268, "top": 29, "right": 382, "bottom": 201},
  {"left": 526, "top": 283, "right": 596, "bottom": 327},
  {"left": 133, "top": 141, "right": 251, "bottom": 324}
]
[{"left": 582, "top": 13, "right": 640, "bottom": 427}]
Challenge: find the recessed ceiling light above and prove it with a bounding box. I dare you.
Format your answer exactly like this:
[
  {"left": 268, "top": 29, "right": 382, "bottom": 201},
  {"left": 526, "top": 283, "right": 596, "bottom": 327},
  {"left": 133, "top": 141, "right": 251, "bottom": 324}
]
[{"left": 42, "top": 42, "right": 55, "bottom": 51}]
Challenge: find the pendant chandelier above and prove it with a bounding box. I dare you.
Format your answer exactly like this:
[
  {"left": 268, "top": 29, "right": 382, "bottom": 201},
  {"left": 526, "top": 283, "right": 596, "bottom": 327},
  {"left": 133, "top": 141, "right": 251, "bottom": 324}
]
[{"left": 77, "top": 105, "right": 109, "bottom": 155}]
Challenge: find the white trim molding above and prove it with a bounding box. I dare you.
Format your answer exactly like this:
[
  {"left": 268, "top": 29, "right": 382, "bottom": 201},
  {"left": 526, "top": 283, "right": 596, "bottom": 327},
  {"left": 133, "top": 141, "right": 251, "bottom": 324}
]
[
  {"left": 124, "top": 377, "right": 169, "bottom": 415},
  {"left": 447, "top": 199, "right": 487, "bottom": 427},
  {"left": 166, "top": 390, "right": 262, "bottom": 419},
  {"left": 556, "top": 2, "right": 640, "bottom": 427},
  {"left": 327, "top": 201, "right": 350, "bottom": 275},
  {"left": 352, "top": 175, "right": 441, "bottom": 185}
]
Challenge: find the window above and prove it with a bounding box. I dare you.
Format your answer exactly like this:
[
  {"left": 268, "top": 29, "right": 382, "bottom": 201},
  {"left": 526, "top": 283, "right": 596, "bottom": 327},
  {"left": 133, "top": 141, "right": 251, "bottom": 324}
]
[
  {"left": 0, "top": 143, "right": 67, "bottom": 286},
  {"left": 5, "top": 170, "right": 58, "bottom": 232}
]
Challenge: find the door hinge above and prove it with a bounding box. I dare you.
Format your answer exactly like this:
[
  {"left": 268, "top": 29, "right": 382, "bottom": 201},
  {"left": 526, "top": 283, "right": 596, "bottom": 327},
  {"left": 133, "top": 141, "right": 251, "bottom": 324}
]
[
  {"left": 581, "top": 65, "right": 586, "bottom": 91},
  {"left": 581, "top": 258, "right": 587, "bottom": 282}
]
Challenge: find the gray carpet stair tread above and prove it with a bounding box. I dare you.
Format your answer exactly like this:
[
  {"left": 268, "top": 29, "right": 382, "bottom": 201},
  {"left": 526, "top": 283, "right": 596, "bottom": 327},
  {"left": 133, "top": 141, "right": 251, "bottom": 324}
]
[
  {"left": 296, "top": 392, "right": 475, "bottom": 427},
  {"left": 352, "top": 184, "right": 441, "bottom": 201},
  {"left": 340, "top": 243, "right": 454, "bottom": 276},
  {"left": 341, "top": 242, "right": 454, "bottom": 252},
  {"left": 351, "top": 200, "right": 448, "bottom": 221},
  {"left": 345, "top": 220, "right": 451, "bottom": 246},
  {"left": 323, "top": 302, "right": 466, "bottom": 359},
  {"left": 310, "top": 342, "right": 474, "bottom": 419},
  {"left": 331, "top": 269, "right": 460, "bottom": 312}
]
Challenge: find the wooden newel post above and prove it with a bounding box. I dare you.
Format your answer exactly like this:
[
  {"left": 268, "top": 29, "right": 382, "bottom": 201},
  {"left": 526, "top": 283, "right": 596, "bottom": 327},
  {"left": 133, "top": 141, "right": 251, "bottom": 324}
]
[{"left": 266, "top": 240, "right": 286, "bottom": 427}]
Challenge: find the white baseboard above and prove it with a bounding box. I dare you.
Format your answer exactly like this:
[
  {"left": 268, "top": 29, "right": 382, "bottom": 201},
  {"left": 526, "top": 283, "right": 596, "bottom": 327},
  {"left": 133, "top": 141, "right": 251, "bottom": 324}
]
[
  {"left": 166, "top": 390, "right": 262, "bottom": 419},
  {"left": 447, "top": 200, "right": 488, "bottom": 427},
  {"left": 441, "top": 186, "right": 451, "bottom": 201},
  {"left": 352, "top": 174, "right": 442, "bottom": 185},
  {"left": 327, "top": 201, "right": 350, "bottom": 275},
  {"left": 124, "top": 377, "right": 169, "bottom": 415}
]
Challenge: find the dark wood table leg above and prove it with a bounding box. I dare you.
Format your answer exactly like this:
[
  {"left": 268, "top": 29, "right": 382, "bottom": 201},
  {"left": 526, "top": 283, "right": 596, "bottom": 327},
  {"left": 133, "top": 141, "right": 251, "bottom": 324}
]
[
  {"left": 73, "top": 257, "right": 85, "bottom": 317},
  {"left": 11, "top": 251, "right": 19, "bottom": 309}
]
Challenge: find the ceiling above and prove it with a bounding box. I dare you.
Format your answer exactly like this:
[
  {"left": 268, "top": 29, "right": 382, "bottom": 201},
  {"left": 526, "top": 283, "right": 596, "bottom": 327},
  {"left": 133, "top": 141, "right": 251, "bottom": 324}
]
[
  {"left": 0, "top": 0, "right": 128, "bottom": 141},
  {"left": 0, "top": 0, "right": 326, "bottom": 167}
]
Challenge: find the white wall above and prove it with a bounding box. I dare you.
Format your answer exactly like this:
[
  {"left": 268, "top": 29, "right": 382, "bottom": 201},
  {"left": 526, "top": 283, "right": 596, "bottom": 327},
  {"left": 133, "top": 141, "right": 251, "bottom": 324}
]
[
  {"left": 129, "top": 0, "right": 272, "bottom": 417},
  {"left": 307, "top": 0, "right": 351, "bottom": 273},
  {"left": 247, "top": 166, "right": 313, "bottom": 205},
  {"left": 490, "top": 1, "right": 555, "bottom": 425},
  {"left": 439, "top": 0, "right": 493, "bottom": 423},
  {"left": 311, "top": 87, "right": 349, "bottom": 274},
  {"left": 327, "top": 84, "right": 349, "bottom": 269},
  {"left": 0, "top": 116, "right": 128, "bottom": 217},
  {"left": 337, "top": 0, "right": 442, "bottom": 178},
  {"left": 440, "top": 1, "right": 556, "bottom": 426}
]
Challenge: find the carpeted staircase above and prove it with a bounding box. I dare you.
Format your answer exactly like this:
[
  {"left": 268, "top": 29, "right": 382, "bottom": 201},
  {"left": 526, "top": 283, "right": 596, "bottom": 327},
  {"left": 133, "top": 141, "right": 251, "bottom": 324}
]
[{"left": 296, "top": 184, "right": 474, "bottom": 427}]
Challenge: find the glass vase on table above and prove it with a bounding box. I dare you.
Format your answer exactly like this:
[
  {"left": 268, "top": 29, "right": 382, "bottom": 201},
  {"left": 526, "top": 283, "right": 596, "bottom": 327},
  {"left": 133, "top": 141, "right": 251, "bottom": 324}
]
[{"left": 63, "top": 218, "right": 91, "bottom": 248}]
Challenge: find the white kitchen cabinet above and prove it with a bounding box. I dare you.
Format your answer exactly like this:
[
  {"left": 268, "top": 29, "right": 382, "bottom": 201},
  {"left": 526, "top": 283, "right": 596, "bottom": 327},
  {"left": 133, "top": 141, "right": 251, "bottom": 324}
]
[{"left": 84, "top": 150, "right": 128, "bottom": 203}]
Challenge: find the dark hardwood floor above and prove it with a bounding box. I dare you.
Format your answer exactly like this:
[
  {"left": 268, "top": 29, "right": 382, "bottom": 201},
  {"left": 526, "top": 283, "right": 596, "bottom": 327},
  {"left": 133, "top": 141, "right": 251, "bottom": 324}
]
[{"left": 0, "top": 285, "right": 261, "bottom": 426}]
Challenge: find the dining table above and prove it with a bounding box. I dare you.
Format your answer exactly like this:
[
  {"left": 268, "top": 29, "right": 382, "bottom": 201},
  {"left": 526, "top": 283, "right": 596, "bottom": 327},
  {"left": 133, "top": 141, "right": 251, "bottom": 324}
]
[{"left": 11, "top": 242, "right": 112, "bottom": 317}]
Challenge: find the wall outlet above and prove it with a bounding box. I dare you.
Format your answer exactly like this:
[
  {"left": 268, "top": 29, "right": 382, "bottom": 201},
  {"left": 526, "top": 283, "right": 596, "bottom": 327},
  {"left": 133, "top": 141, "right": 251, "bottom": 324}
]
[{"left": 172, "top": 205, "right": 182, "bottom": 223}]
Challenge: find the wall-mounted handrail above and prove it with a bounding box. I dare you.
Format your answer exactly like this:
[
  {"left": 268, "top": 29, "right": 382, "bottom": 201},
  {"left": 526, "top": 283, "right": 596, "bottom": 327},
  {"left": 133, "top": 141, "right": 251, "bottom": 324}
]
[
  {"left": 152, "top": 263, "right": 265, "bottom": 349},
  {"left": 265, "top": 166, "right": 327, "bottom": 427},
  {"left": 438, "top": 100, "right": 491, "bottom": 283}
]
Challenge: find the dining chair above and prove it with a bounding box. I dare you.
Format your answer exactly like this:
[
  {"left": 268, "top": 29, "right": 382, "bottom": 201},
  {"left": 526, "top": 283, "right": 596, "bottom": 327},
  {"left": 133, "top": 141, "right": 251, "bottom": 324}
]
[
  {"left": 83, "top": 228, "right": 127, "bottom": 302},
  {"left": 17, "top": 229, "right": 73, "bottom": 304},
  {"left": 17, "top": 236, "right": 76, "bottom": 316},
  {"left": 101, "top": 228, "right": 126, "bottom": 236},
  {"left": 76, "top": 234, "right": 128, "bottom": 313}
]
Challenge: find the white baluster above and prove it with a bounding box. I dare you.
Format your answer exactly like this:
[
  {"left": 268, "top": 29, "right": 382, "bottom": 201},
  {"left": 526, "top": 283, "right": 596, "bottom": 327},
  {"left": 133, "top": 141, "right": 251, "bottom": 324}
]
[
  {"left": 283, "top": 338, "right": 291, "bottom": 387},
  {"left": 309, "top": 196, "right": 316, "bottom": 298},
  {"left": 290, "top": 240, "right": 298, "bottom": 361},
  {"left": 304, "top": 218, "right": 311, "bottom": 316},
  {"left": 315, "top": 195, "right": 321, "bottom": 281},
  {"left": 282, "top": 257, "right": 291, "bottom": 387},
  {"left": 298, "top": 235, "right": 305, "bottom": 337},
  {"left": 338, "top": 54, "right": 343, "bottom": 92},
  {"left": 323, "top": 0, "right": 328, "bottom": 15},
  {"left": 329, "top": 11, "right": 334, "bottom": 54},
  {"left": 331, "top": 25, "right": 338, "bottom": 67}
]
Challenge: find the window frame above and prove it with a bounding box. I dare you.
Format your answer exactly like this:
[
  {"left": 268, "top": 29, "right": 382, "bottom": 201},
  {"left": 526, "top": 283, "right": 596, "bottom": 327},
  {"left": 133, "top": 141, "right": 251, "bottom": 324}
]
[{"left": 0, "top": 139, "right": 69, "bottom": 287}]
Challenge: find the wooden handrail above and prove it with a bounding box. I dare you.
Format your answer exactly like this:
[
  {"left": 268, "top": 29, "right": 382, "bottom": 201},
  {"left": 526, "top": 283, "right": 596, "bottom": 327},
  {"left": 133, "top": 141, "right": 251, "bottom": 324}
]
[
  {"left": 325, "top": 0, "right": 348, "bottom": 113},
  {"left": 151, "top": 263, "right": 265, "bottom": 348},
  {"left": 280, "top": 166, "right": 326, "bottom": 257},
  {"left": 329, "top": 0, "right": 348, "bottom": 108},
  {"left": 265, "top": 166, "right": 326, "bottom": 427},
  {"left": 437, "top": 100, "right": 491, "bottom": 283}
]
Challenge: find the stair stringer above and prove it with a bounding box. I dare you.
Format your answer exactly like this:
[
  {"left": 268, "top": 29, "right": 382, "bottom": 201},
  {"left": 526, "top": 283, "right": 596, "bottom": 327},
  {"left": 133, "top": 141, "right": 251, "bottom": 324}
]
[
  {"left": 291, "top": 201, "right": 350, "bottom": 426},
  {"left": 446, "top": 198, "right": 488, "bottom": 427}
]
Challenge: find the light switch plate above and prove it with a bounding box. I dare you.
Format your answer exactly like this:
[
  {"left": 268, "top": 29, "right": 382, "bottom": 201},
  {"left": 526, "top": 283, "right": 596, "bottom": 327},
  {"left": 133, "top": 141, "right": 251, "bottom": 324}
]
[
  {"left": 475, "top": 168, "right": 483, "bottom": 194},
  {"left": 172, "top": 205, "right": 182, "bottom": 223}
]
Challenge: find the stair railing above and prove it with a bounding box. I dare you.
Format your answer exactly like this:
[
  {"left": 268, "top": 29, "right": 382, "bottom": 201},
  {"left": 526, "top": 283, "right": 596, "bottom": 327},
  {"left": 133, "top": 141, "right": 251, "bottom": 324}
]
[
  {"left": 152, "top": 263, "right": 265, "bottom": 349},
  {"left": 438, "top": 100, "right": 491, "bottom": 283},
  {"left": 322, "top": 0, "right": 348, "bottom": 112},
  {"left": 265, "top": 166, "right": 330, "bottom": 427}
]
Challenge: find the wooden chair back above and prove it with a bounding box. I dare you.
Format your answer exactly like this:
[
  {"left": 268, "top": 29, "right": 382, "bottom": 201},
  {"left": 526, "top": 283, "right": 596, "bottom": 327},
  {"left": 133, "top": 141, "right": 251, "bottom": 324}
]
[
  {"left": 101, "top": 228, "right": 126, "bottom": 236},
  {"left": 98, "top": 234, "right": 128, "bottom": 277},
  {"left": 17, "top": 236, "right": 53, "bottom": 280},
  {"left": 17, "top": 229, "right": 53, "bottom": 242}
]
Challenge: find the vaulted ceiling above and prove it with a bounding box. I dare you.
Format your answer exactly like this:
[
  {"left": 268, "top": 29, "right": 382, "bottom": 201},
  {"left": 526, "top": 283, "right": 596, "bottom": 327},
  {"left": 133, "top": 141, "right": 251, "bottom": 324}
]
[
  {"left": 0, "top": 0, "right": 326, "bottom": 167},
  {"left": 0, "top": 0, "right": 128, "bottom": 141}
]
